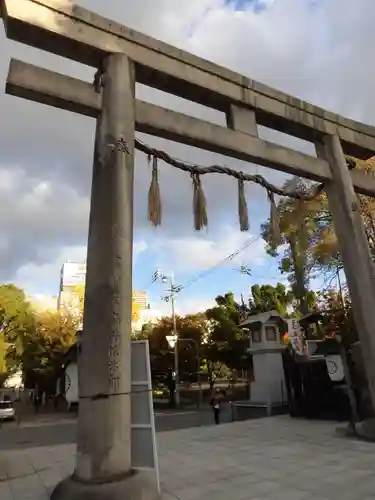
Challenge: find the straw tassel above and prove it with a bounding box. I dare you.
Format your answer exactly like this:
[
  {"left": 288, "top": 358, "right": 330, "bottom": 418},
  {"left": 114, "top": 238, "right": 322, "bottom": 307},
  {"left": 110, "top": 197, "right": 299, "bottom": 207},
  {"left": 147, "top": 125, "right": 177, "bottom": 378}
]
[
  {"left": 148, "top": 155, "right": 162, "bottom": 227},
  {"left": 238, "top": 176, "right": 249, "bottom": 231},
  {"left": 268, "top": 190, "right": 281, "bottom": 245},
  {"left": 191, "top": 172, "right": 208, "bottom": 230}
]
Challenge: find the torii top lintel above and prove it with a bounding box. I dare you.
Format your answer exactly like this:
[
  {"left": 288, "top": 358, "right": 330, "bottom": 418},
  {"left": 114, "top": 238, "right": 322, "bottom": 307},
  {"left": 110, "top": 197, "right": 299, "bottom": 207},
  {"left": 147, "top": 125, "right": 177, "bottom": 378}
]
[{"left": 2, "top": 0, "right": 375, "bottom": 161}]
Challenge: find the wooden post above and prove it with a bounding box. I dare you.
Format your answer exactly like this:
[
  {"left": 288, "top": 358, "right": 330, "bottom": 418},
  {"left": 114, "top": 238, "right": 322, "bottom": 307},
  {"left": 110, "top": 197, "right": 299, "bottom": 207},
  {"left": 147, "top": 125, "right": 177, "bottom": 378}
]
[
  {"left": 316, "top": 134, "right": 375, "bottom": 417},
  {"left": 51, "top": 53, "right": 159, "bottom": 500}
]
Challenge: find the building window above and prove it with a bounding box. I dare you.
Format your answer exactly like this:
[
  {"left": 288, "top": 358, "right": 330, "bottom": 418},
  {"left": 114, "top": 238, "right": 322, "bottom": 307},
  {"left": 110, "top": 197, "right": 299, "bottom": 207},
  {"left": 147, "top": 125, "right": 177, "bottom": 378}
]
[
  {"left": 265, "top": 326, "right": 277, "bottom": 342},
  {"left": 251, "top": 330, "right": 262, "bottom": 343}
]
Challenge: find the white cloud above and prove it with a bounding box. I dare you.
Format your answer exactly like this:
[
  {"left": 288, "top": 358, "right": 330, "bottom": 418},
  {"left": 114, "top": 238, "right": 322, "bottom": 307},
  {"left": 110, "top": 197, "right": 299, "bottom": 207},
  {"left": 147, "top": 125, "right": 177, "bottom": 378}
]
[
  {"left": 14, "top": 245, "right": 87, "bottom": 295},
  {"left": 14, "top": 241, "right": 148, "bottom": 296},
  {"left": 153, "top": 226, "right": 267, "bottom": 272},
  {"left": 134, "top": 241, "right": 148, "bottom": 256},
  {"left": 157, "top": 295, "right": 216, "bottom": 317},
  {"left": 1, "top": 0, "right": 375, "bottom": 297}
]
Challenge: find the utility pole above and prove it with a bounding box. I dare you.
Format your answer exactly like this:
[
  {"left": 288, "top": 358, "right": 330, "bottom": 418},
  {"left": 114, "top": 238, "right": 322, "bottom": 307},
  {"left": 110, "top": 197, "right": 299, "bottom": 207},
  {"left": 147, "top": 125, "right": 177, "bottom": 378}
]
[
  {"left": 169, "top": 274, "right": 180, "bottom": 407},
  {"left": 153, "top": 271, "right": 180, "bottom": 407},
  {"left": 167, "top": 336, "right": 202, "bottom": 408}
]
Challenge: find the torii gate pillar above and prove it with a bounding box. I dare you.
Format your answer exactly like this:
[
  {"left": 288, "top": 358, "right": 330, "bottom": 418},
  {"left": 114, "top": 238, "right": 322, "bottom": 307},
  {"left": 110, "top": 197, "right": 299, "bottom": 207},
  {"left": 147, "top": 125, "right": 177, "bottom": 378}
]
[
  {"left": 317, "top": 136, "right": 375, "bottom": 425},
  {"left": 51, "top": 54, "right": 158, "bottom": 500}
]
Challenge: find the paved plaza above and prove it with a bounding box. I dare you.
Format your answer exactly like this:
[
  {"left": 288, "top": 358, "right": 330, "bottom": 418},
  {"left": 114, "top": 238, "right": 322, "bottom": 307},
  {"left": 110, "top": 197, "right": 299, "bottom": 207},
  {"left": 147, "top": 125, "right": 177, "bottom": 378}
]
[{"left": 1, "top": 416, "right": 375, "bottom": 500}]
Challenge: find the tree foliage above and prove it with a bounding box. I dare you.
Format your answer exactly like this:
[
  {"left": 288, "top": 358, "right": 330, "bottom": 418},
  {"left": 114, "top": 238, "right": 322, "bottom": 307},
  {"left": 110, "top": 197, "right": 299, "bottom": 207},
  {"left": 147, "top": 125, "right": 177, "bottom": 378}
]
[
  {"left": 0, "top": 284, "right": 34, "bottom": 347},
  {"left": 21, "top": 309, "right": 78, "bottom": 392},
  {"left": 0, "top": 283, "right": 78, "bottom": 391},
  {"left": 261, "top": 158, "right": 375, "bottom": 305},
  {"left": 145, "top": 313, "right": 207, "bottom": 381},
  {"left": 132, "top": 300, "right": 141, "bottom": 322},
  {"left": 317, "top": 290, "right": 358, "bottom": 345},
  {"left": 205, "top": 292, "right": 249, "bottom": 386},
  {"left": 261, "top": 182, "right": 326, "bottom": 313},
  {"left": 248, "top": 283, "right": 296, "bottom": 316},
  {"left": 0, "top": 284, "right": 34, "bottom": 383}
]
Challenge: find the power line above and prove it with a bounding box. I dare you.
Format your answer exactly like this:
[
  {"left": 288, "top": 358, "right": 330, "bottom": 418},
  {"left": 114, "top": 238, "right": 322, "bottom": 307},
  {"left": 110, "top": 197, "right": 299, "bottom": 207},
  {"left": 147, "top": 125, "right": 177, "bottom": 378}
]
[{"left": 165, "top": 236, "right": 260, "bottom": 298}]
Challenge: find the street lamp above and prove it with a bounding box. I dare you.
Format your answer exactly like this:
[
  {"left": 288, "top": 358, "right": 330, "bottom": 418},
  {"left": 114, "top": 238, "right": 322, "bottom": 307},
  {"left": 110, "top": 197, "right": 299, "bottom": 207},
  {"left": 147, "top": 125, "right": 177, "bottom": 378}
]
[
  {"left": 166, "top": 335, "right": 203, "bottom": 409},
  {"left": 153, "top": 270, "right": 181, "bottom": 406}
]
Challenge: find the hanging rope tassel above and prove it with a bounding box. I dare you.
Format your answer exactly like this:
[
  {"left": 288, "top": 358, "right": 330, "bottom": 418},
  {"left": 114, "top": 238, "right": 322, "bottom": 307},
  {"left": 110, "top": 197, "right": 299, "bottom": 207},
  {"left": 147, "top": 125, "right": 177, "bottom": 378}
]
[
  {"left": 191, "top": 172, "right": 208, "bottom": 230},
  {"left": 238, "top": 176, "right": 249, "bottom": 232},
  {"left": 268, "top": 190, "right": 281, "bottom": 245},
  {"left": 148, "top": 155, "right": 162, "bottom": 227}
]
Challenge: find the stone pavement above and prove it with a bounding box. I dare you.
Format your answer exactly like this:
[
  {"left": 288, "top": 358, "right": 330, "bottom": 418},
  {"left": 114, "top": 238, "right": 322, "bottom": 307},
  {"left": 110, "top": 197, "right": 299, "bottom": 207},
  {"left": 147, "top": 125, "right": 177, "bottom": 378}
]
[{"left": 1, "top": 416, "right": 375, "bottom": 500}]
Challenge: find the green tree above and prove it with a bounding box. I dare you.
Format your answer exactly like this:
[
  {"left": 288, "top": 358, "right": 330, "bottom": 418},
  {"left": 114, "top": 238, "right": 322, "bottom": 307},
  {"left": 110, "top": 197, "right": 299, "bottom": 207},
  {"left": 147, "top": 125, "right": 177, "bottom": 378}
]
[
  {"left": 205, "top": 293, "right": 248, "bottom": 387},
  {"left": 146, "top": 314, "right": 207, "bottom": 379},
  {"left": 0, "top": 334, "right": 8, "bottom": 387},
  {"left": 317, "top": 289, "right": 358, "bottom": 345},
  {"left": 262, "top": 158, "right": 375, "bottom": 309},
  {"left": 248, "top": 283, "right": 296, "bottom": 316},
  {"left": 22, "top": 309, "right": 78, "bottom": 393},
  {"left": 142, "top": 313, "right": 207, "bottom": 404},
  {"left": 261, "top": 183, "right": 323, "bottom": 314},
  {"left": 309, "top": 157, "right": 375, "bottom": 267},
  {"left": 0, "top": 283, "right": 34, "bottom": 379}
]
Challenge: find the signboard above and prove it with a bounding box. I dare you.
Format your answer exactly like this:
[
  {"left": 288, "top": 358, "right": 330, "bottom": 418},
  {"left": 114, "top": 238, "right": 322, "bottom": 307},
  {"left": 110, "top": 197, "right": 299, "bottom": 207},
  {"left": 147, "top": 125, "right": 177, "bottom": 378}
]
[
  {"left": 130, "top": 340, "right": 160, "bottom": 493},
  {"left": 325, "top": 354, "right": 345, "bottom": 382},
  {"left": 287, "top": 318, "right": 304, "bottom": 354},
  {"left": 64, "top": 340, "right": 160, "bottom": 492}
]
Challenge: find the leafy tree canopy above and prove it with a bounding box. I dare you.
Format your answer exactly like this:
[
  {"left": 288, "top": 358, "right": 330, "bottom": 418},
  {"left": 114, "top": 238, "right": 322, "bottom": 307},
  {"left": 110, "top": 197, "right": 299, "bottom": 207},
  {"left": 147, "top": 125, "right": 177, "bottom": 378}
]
[
  {"left": 0, "top": 284, "right": 34, "bottom": 381},
  {"left": 248, "top": 283, "right": 295, "bottom": 317},
  {"left": 143, "top": 313, "right": 208, "bottom": 382},
  {"left": 262, "top": 157, "right": 375, "bottom": 289},
  {"left": 22, "top": 309, "right": 78, "bottom": 391}
]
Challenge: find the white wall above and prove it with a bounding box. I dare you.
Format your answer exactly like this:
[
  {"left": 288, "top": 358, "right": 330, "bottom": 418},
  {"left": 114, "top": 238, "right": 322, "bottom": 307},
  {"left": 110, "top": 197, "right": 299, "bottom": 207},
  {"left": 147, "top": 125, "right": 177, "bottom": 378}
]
[{"left": 65, "top": 362, "right": 78, "bottom": 405}]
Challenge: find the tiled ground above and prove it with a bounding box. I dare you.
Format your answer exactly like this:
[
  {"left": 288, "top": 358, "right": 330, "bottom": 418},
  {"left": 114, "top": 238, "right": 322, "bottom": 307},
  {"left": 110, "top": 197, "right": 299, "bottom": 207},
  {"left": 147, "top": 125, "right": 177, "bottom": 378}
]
[{"left": 1, "top": 416, "right": 375, "bottom": 500}]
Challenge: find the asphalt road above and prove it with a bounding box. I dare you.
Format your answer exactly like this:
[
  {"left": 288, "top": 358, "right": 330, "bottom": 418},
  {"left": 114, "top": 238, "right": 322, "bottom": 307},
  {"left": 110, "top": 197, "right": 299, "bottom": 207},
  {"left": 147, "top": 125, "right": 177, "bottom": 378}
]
[{"left": 0, "top": 405, "right": 233, "bottom": 451}]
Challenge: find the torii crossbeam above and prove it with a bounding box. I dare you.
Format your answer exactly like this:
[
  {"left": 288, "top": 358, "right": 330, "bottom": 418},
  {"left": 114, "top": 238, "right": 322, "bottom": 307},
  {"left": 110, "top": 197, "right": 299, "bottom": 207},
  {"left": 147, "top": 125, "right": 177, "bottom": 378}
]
[{"left": 2, "top": 1, "right": 375, "bottom": 499}]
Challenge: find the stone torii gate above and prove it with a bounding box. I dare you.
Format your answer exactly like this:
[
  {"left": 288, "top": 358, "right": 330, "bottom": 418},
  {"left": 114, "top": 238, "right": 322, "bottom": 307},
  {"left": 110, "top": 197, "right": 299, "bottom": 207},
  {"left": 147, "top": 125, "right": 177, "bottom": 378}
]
[{"left": 3, "top": 0, "right": 375, "bottom": 498}]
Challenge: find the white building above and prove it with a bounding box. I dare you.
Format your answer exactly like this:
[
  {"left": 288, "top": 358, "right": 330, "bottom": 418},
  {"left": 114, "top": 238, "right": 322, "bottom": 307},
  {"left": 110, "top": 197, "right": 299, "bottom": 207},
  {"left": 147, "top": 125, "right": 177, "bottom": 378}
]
[
  {"left": 58, "top": 262, "right": 149, "bottom": 317},
  {"left": 57, "top": 262, "right": 86, "bottom": 311},
  {"left": 132, "top": 308, "right": 162, "bottom": 333},
  {"left": 132, "top": 291, "right": 149, "bottom": 310}
]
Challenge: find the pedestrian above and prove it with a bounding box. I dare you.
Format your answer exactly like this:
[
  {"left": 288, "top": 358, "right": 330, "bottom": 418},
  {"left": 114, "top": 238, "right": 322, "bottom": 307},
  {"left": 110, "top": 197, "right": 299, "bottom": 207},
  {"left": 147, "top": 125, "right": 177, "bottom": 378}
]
[
  {"left": 210, "top": 390, "right": 222, "bottom": 425},
  {"left": 33, "top": 393, "right": 41, "bottom": 413}
]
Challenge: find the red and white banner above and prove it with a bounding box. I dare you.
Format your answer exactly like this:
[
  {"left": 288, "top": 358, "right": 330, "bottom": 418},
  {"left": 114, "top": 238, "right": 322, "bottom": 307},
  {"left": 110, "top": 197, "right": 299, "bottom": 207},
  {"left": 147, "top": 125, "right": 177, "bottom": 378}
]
[{"left": 287, "top": 318, "right": 304, "bottom": 354}]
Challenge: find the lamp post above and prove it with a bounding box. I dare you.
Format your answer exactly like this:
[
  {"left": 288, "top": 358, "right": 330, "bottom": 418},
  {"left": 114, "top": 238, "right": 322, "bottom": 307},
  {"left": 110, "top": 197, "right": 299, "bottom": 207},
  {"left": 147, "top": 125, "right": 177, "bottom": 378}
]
[
  {"left": 153, "top": 270, "right": 181, "bottom": 406},
  {"left": 166, "top": 336, "right": 202, "bottom": 409}
]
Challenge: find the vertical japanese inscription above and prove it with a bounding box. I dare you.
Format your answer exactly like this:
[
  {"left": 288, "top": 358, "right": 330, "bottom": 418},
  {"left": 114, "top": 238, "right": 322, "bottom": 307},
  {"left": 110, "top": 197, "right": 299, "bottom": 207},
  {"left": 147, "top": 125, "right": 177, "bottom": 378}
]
[
  {"left": 99, "top": 134, "right": 130, "bottom": 168},
  {"left": 108, "top": 325, "right": 121, "bottom": 394}
]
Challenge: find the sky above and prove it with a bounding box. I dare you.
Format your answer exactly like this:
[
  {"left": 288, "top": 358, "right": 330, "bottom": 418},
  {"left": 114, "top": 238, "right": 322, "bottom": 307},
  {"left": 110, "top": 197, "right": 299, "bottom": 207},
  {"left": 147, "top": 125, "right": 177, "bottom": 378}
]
[{"left": 0, "top": 0, "right": 374, "bottom": 315}]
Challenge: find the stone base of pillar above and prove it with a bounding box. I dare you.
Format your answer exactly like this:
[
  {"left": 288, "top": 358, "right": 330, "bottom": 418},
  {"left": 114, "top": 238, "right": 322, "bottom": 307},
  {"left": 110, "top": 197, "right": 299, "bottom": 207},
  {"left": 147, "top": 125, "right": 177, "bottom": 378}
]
[
  {"left": 353, "top": 418, "right": 375, "bottom": 441},
  {"left": 50, "top": 470, "right": 161, "bottom": 500}
]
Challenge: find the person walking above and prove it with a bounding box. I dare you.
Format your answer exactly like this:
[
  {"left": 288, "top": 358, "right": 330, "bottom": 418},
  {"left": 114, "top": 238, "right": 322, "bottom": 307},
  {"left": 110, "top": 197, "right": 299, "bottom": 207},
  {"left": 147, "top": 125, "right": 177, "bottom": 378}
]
[
  {"left": 33, "top": 393, "right": 41, "bottom": 413},
  {"left": 210, "top": 390, "right": 222, "bottom": 425}
]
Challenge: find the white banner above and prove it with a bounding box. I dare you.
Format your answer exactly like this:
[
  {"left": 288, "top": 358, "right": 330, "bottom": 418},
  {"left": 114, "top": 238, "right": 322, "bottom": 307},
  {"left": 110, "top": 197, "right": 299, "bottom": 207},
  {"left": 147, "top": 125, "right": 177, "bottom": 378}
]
[{"left": 287, "top": 317, "right": 304, "bottom": 354}]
